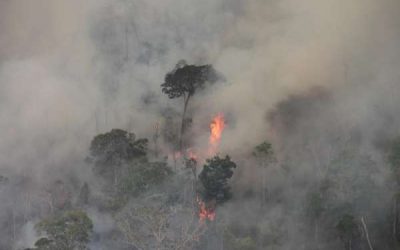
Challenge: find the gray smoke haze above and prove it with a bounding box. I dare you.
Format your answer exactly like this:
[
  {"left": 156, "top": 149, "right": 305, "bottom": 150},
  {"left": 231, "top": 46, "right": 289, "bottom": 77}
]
[
  {"left": 2, "top": 0, "right": 400, "bottom": 167},
  {"left": 1, "top": 0, "right": 400, "bottom": 249}
]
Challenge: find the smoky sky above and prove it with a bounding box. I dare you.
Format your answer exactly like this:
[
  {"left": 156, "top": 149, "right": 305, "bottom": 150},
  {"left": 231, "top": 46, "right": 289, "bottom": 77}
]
[
  {"left": 0, "top": 0, "right": 400, "bottom": 175},
  {"left": 2, "top": 1, "right": 400, "bottom": 249}
]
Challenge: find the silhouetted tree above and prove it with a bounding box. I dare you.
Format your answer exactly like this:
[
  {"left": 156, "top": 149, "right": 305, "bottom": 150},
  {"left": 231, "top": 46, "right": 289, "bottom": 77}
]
[
  {"left": 199, "top": 155, "right": 237, "bottom": 204},
  {"left": 161, "top": 60, "right": 218, "bottom": 151},
  {"left": 34, "top": 210, "right": 93, "bottom": 250},
  {"left": 89, "top": 129, "right": 148, "bottom": 186},
  {"left": 336, "top": 214, "right": 360, "bottom": 250},
  {"left": 252, "top": 141, "right": 275, "bottom": 205},
  {"left": 118, "top": 160, "right": 172, "bottom": 196}
]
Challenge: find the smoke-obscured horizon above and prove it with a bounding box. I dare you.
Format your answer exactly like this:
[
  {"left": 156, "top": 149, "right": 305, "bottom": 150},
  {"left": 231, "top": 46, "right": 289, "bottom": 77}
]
[
  {"left": 1, "top": 0, "right": 400, "bottom": 168},
  {"left": 1, "top": 0, "right": 400, "bottom": 249}
]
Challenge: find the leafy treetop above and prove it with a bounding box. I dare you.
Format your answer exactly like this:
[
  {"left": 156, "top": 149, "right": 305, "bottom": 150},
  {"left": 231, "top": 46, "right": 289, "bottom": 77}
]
[
  {"left": 253, "top": 141, "right": 274, "bottom": 158},
  {"left": 161, "top": 60, "right": 218, "bottom": 100},
  {"left": 89, "top": 129, "right": 148, "bottom": 168},
  {"left": 199, "top": 155, "right": 237, "bottom": 204},
  {"left": 34, "top": 210, "right": 93, "bottom": 250},
  {"left": 336, "top": 213, "right": 359, "bottom": 246}
]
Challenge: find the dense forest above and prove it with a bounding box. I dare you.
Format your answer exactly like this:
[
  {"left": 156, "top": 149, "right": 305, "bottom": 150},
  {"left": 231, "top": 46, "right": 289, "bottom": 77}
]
[{"left": 1, "top": 0, "right": 400, "bottom": 249}]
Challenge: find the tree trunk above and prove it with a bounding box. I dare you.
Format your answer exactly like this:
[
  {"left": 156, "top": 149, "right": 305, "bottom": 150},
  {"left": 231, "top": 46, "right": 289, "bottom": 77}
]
[
  {"left": 393, "top": 195, "right": 400, "bottom": 248},
  {"left": 113, "top": 167, "right": 119, "bottom": 192},
  {"left": 173, "top": 151, "right": 177, "bottom": 171},
  {"left": 395, "top": 196, "right": 398, "bottom": 239},
  {"left": 314, "top": 219, "right": 319, "bottom": 249},
  {"left": 361, "top": 216, "right": 373, "bottom": 250},
  {"left": 179, "top": 95, "right": 191, "bottom": 153},
  {"left": 12, "top": 208, "right": 15, "bottom": 242},
  {"left": 153, "top": 125, "right": 160, "bottom": 158},
  {"left": 262, "top": 165, "right": 267, "bottom": 206}
]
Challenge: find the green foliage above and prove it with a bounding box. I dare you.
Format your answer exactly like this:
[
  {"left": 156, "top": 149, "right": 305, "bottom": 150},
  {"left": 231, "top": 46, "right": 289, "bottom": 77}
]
[
  {"left": 199, "top": 155, "right": 237, "bottom": 204},
  {"left": 336, "top": 214, "right": 358, "bottom": 243},
  {"left": 224, "top": 235, "right": 257, "bottom": 250},
  {"left": 35, "top": 210, "right": 93, "bottom": 250},
  {"left": 119, "top": 160, "right": 172, "bottom": 196},
  {"left": 161, "top": 61, "right": 218, "bottom": 150},
  {"left": 102, "top": 196, "right": 129, "bottom": 212},
  {"left": 89, "top": 129, "right": 148, "bottom": 171},
  {"left": 235, "top": 237, "right": 257, "bottom": 250},
  {"left": 252, "top": 141, "right": 274, "bottom": 159},
  {"left": 223, "top": 224, "right": 258, "bottom": 250},
  {"left": 88, "top": 129, "right": 148, "bottom": 187},
  {"left": 34, "top": 238, "right": 53, "bottom": 249},
  {"left": 161, "top": 60, "right": 218, "bottom": 99}
]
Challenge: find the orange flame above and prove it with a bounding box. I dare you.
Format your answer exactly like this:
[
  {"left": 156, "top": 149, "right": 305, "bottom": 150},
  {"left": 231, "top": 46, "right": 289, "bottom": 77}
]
[
  {"left": 209, "top": 114, "right": 225, "bottom": 155},
  {"left": 198, "top": 198, "right": 215, "bottom": 222}
]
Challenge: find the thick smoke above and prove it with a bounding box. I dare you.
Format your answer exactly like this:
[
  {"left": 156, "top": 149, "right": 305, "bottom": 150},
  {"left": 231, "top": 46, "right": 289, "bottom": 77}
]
[{"left": 1, "top": 0, "right": 400, "bottom": 249}]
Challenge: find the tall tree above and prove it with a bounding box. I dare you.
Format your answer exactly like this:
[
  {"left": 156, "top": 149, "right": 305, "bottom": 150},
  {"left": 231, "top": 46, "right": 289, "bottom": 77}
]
[
  {"left": 161, "top": 60, "right": 218, "bottom": 151},
  {"left": 252, "top": 141, "right": 275, "bottom": 205}
]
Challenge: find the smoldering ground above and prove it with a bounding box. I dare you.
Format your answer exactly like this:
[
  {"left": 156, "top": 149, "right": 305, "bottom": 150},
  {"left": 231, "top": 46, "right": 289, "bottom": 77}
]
[{"left": 1, "top": 0, "right": 400, "bottom": 249}]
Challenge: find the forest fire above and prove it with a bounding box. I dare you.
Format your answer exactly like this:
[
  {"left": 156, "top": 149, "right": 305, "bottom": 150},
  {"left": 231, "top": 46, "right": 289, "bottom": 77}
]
[
  {"left": 209, "top": 114, "right": 225, "bottom": 155},
  {"left": 198, "top": 198, "right": 216, "bottom": 222},
  {"left": 195, "top": 114, "right": 226, "bottom": 222}
]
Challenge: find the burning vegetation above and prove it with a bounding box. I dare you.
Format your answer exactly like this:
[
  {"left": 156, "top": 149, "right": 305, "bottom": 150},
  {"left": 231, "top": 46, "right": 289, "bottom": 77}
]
[
  {"left": 198, "top": 198, "right": 216, "bottom": 222},
  {"left": 209, "top": 114, "right": 225, "bottom": 156},
  {"left": 7, "top": 58, "right": 400, "bottom": 250},
  {"left": 3, "top": 1, "right": 400, "bottom": 249}
]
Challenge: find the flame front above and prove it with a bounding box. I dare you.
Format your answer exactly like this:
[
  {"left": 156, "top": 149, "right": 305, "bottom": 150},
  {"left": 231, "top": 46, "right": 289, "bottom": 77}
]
[
  {"left": 198, "top": 198, "right": 215, "bottom": 222},
  {"left": 209, "top": 114, "right": 225, "bottom": 155}
]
